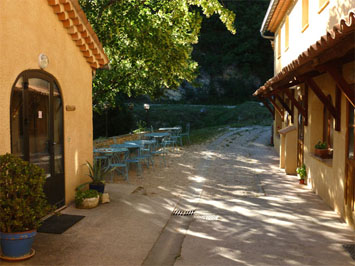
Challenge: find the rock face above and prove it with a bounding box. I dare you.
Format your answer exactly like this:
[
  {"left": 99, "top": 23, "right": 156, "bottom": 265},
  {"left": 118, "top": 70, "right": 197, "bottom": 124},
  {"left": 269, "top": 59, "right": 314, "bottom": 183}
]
[{"left": 163, "top": 67, "right": 262, "bottom": 104}]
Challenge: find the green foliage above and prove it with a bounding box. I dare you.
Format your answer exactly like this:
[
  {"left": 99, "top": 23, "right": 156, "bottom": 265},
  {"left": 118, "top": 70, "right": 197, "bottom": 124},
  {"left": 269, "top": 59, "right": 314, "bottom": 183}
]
[
  {"left": 190, "top": 1, "right": 273, "bottom": 103},
  {"left": 0, "top": 153, "right": 52, "bottom": 233},
  {"left": 75, "top": 189, "right": 99, "bottom": 207},
  {"left": 93, "top": 97, "right": 134, "bottom": 138},
  {"left": 132, "top": 101, "right": 272, "bottom": 130},
  {"left": 133, "top": 120, "right": 148, "bottom": 133},
  {"left": 315, "top": 141, "right": 327, "bottom": 149},
  {"left": 94, "top": 101, "right": 272, "bottom": 140},
  {"left": 86, "top": 160, "right": 114, "bottom": 185},
  {"left": 296, "top": 164, "right": 307, "bottom": 180},
  {"left": 78, "top": 0, "right": 236, "bottom": 112},
  {"left": 189, "top": 126, "right": 226, "bottom": 145}
]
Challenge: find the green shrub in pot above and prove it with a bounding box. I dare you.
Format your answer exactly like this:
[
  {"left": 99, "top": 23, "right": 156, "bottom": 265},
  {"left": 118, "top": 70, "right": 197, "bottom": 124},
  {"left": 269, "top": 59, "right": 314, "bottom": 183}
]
[{"left": 0, "top": 153, "right": 52, "bottom": 259}]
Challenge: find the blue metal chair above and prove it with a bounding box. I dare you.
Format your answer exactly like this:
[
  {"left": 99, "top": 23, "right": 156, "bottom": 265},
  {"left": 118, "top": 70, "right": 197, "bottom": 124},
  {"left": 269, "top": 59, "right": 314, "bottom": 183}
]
[
  {"left": 136, "top": 140, "right": 155, "bottom": 167},
  {"left": 107, "top": 148, "right": 129, "bottom": 181},
  {"left": 179, "top": 123, "right": 190, "bottom": 145},
  {"left": 151, "top": 137, "right": 168, "bottom": 167},
  {"left": 93, "top": 149, "right": 109, "bottom": 167},
  {"left": 112, "top": 144, "right": 143, "bottom": 177}
]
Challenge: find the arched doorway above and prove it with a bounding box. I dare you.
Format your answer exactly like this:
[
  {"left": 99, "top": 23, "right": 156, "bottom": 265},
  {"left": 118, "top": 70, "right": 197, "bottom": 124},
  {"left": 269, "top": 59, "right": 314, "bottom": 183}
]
[{"left": 10, "top": 70, "right": 65, "bottom": 207}]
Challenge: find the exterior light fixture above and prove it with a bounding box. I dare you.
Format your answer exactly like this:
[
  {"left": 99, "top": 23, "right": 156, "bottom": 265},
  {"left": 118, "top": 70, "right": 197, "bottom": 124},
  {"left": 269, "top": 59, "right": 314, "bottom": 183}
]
[
  {"left": 144, "top": 103, "right": 150, "bottom": 110},
  {"left": 38, "top": 54, "right": 49, "bottom": 69}
]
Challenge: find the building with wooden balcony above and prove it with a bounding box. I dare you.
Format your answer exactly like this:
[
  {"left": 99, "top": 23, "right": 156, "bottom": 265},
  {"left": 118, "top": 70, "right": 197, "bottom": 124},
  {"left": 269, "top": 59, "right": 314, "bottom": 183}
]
[{"left": 254, "top": 0, "right": 355, "bottom": 228}]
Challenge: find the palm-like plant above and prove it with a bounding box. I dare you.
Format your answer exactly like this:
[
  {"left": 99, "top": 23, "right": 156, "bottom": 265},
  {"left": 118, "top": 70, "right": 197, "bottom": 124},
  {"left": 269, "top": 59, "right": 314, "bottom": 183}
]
[{"left": 85, "top": 160, "right": 113, "bottom": 185}]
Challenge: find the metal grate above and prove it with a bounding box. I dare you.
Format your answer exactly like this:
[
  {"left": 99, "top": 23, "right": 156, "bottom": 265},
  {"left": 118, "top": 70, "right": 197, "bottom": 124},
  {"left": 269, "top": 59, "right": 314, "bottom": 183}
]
[
  {"left": 343, "top": 244, "right": 355, "bottom": 261},
  {"left": 172, "top": 209, "right": 195, "bottom": 216}
]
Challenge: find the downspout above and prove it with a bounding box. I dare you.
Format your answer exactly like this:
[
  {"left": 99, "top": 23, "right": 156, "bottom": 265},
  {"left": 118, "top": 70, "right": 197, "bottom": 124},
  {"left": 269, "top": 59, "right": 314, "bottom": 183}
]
[{"left": 260, "top": 0, "right": 279, "bottom": 40}]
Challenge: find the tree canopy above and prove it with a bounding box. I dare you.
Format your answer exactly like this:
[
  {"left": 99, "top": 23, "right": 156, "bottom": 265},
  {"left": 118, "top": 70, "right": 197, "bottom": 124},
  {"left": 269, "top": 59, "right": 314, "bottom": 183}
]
[{"left": 78, "top": 0, "right": 236, "bottom": 112}]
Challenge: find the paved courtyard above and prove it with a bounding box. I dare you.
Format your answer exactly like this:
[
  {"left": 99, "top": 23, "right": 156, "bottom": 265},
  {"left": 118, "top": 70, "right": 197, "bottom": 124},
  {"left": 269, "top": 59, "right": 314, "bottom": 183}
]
[{"left": 4, "top": 126, "right": 354, "bottom": 266}]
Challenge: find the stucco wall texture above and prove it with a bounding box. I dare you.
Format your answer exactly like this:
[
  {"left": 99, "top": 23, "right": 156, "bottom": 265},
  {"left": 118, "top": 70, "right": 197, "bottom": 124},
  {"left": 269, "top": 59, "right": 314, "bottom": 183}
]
[
  {"left": 274, "top": 0, "right": 354, "bottom": 74},
  {"left": 0, "top": 0, "right": 93, "bottom": 203},
  {"left": 270, "top": 1, "right": 355, "bottom": 227}
]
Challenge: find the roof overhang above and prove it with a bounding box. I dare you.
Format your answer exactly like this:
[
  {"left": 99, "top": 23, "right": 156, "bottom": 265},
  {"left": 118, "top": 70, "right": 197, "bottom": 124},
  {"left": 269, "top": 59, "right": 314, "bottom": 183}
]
[
  {"left": 260, "top": 0, "right": 294, "bottom": 37},
  {"left": 254, "top": 10, "right": 355, "bottom": 98},
  {"left": 48, "top": 0, "right": 109, "bottom": 70}
]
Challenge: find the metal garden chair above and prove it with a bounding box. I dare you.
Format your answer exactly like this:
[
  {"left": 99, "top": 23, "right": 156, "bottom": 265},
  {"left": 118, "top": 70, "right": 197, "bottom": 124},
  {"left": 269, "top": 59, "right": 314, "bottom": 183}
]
[
  {"left": 107, "top": 148, "right": 129, "bottom": 181},
  {"left": 179, "top": 123, "right": 190, "bottom": 145}
]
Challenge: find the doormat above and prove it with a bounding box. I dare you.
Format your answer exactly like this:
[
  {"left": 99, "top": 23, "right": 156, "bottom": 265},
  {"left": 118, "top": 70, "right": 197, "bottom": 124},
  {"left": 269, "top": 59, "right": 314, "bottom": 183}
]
[
  {"left": 38, "top": 214, "right": 85, "bottom": 234},
  {"left": 343, "top": 244, "right": 355, "bottom": 261}
]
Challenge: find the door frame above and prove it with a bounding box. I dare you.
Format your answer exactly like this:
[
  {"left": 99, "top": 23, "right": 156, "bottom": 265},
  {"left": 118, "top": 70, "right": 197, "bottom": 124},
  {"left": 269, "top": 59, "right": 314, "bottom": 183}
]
[{"left": 10, "top": 70, "right": 65, "bottom": 207}]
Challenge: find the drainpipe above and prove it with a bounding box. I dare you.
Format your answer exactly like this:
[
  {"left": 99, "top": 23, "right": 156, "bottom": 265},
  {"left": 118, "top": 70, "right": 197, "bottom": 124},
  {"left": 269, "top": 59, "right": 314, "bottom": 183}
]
[{"left": 260, "top": 0, "right": 279, "bottom": 40}]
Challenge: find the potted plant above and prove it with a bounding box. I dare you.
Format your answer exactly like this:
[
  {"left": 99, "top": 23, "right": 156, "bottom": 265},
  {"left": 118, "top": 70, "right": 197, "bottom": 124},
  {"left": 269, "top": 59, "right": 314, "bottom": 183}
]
[
  {"left": 0, "top": 153, "right": 52, "bottom": 260},
  {"left": 75, "top": 184, "right": 100, "bottom": 209},
  {"left": 296, "top": 164, "right": 307, "bottom": 184},
  {"left": 85, "top": 160, "right": 113, "bottom": 193},
  {"left": 314, "top": 141, "right": 330, "bottom": 159}
]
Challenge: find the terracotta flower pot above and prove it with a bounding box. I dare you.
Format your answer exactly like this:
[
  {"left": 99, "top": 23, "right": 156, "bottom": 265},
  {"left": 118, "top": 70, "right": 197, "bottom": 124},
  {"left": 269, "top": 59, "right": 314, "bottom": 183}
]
[
  {"left": 299, "top": 179, "right": 305, "bottom": 184},
  {"left": 314, "top": 148, "right": 330, "bottom": 159}
]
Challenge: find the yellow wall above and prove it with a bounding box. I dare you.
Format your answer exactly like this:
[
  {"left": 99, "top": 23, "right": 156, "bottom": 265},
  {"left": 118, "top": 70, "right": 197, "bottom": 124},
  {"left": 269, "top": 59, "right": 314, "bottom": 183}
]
[
  {"left": 273, "top": 114, "right": 282, "bottom": 156},
  {"left": 274, "top": 0, "right": 354, "bottom": 74},
  {"left": 303, "top": 63, "right": 352, "bottom": 224},
  {"left": 0, "top": 1, "right": 93, "bottom": 204},
  {"left": 269, "top": 0, "right": 354, "bottom": 227}
]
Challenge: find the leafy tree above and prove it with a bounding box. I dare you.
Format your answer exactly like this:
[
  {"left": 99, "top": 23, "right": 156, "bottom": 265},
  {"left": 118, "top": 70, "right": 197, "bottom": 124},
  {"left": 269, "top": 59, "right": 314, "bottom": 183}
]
[
  {"left": 78, "top": 0, "right": 236, "bottom": 112},
  {"left": 190, "top": 1, "right": 274, "bottom": 104}
]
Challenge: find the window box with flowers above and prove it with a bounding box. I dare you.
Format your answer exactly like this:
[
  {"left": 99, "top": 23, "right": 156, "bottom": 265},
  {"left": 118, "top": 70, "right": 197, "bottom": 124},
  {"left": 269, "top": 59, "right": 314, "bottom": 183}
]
[{"left": 314, "top": 141, "right": 333, "bottom": 159}]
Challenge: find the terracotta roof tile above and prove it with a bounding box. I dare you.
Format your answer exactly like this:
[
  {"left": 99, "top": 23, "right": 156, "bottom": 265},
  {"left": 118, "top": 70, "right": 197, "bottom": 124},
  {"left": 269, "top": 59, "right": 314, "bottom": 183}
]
[
  {"left": 255, "top": 10, "right": 355, "bottom": 96},
  {"left": 48, "top": 0, "right": 109, "bottom": 70}
]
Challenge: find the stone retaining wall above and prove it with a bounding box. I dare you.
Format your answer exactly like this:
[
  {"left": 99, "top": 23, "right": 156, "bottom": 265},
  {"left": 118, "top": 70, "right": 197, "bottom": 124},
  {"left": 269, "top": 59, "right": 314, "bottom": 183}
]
[{"left": 93, "top": 133, "right": 146, "bottom": 148}]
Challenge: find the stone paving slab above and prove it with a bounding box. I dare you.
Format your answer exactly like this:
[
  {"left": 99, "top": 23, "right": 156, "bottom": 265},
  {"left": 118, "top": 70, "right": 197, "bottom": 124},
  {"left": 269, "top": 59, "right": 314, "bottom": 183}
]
[
  {"left": 2, "top": 126, "right": 354, "bottom": 266},
  {"left": 175, "top": 127, "right": 355, "bottom": 266},
  {"left": 1, "top": 183, "right": 178, "bottom": 266}
]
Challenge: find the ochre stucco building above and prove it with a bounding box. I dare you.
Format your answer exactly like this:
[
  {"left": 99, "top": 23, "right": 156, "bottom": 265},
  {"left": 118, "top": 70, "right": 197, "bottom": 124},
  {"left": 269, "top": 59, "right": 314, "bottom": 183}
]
[
  {"left": 255, "top": 0, "right": 355, "bottom": 229},
  {"left": 0, "top": 0, "right": 108, "bottom": 206}
]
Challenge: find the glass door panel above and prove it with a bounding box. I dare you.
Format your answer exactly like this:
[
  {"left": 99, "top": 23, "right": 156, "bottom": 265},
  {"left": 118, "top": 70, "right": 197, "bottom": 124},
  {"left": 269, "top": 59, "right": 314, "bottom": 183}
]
[
  {"left": 27, "top": 78, "right": 51, "bottom": 178},
  {"left": 53, "top": 83, "right": 64, "bottom": 175},
  {"left": 11, "top": 77, "right": 24, "bottom": 159},
  {"left": 11, "top": 71, "right": 65, "bottom": 207}
]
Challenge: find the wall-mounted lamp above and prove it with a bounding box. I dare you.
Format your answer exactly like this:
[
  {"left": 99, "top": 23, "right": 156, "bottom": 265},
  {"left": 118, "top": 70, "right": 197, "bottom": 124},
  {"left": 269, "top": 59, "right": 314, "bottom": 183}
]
[
  {"left": 38, "top": 54, "right": 49, "bottom": 69},
  {"left": 144, "top": 103, "right": 150, "bottom": 111}
]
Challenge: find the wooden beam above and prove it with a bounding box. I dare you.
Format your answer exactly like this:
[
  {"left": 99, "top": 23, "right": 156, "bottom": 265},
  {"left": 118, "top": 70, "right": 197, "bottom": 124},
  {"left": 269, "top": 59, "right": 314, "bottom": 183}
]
[
  {"left": 335, "top": 86, "right": 341, "bottom": 131},
  {"left": 304, "top": 83, "right": 308, "bottom": 126},
  {"left": 259, "top": 97, "right": 275, "bottom": 120},
  {"left": 275, "top": 94, "right": 293, "bottom": 119},
  {"left": 284, "top": 89, "right": 306, "bottom": 118},
  {"left": 269, "top": 96, "right": 284, "bottom": 120},
  {"left": 325, "top": 65, "right": 355, "bottom": 107},
  {"left": 306, "top": 77, "right": 340, "bottom": 131}
]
